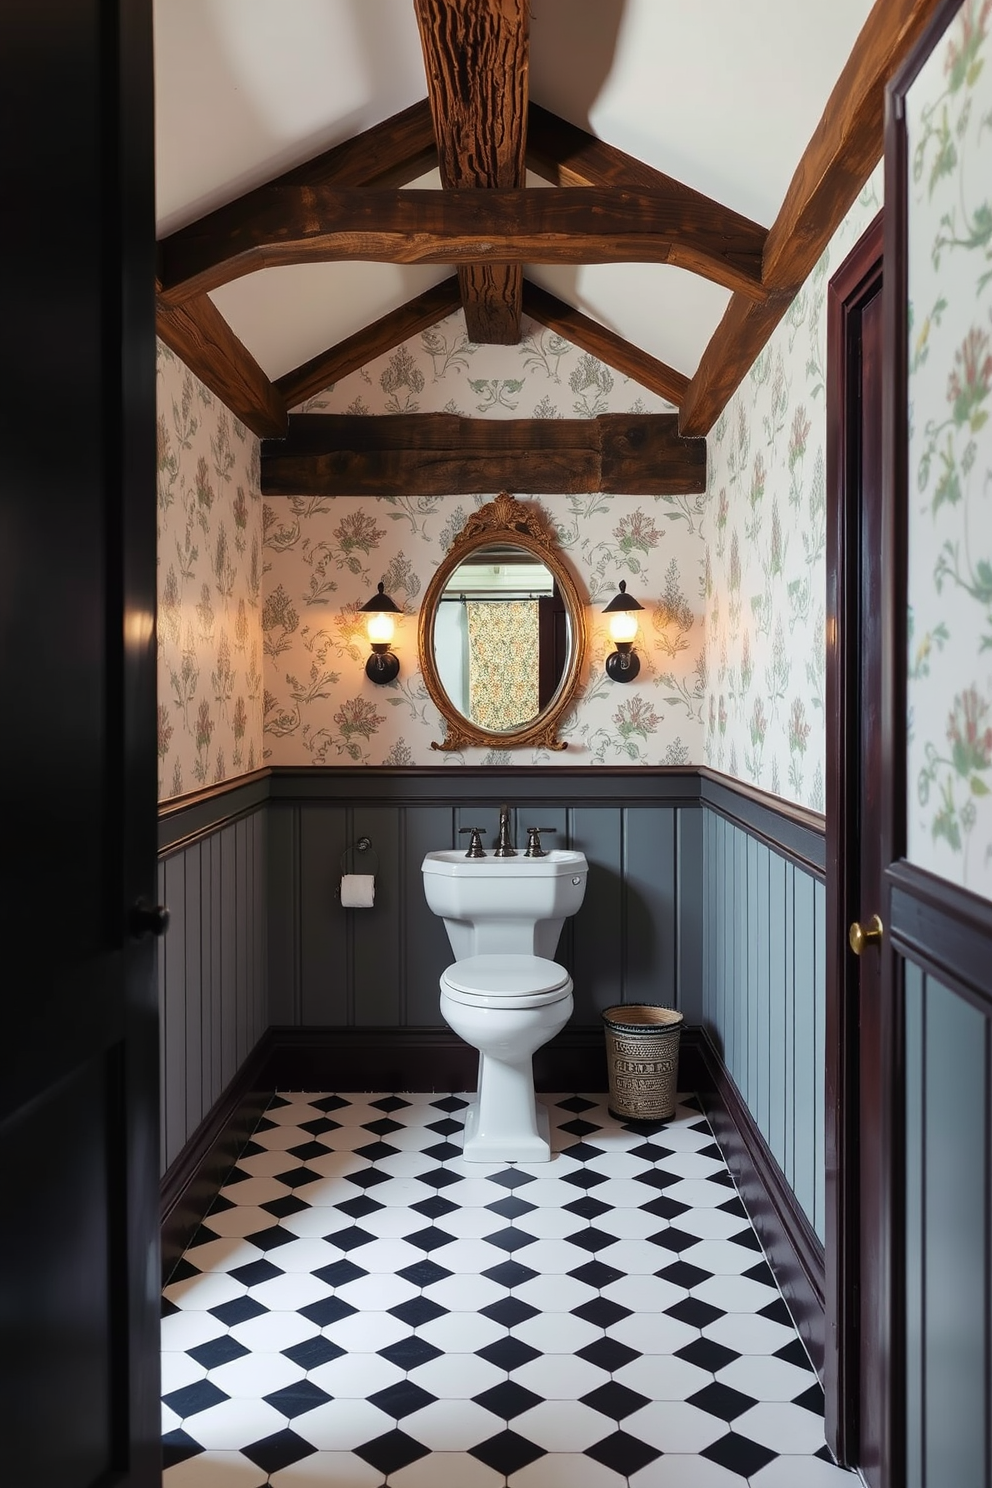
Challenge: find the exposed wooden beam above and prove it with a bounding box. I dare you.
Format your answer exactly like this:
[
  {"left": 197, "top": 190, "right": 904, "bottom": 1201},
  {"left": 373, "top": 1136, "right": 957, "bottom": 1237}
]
[
  {"left": 522, "top": 279, "right": 688, "bottom": 408},
  {"left": 680, "top": 0, "right": 943, "bottom": 437},
  {"left": 414, "top": 0, "right": 528, "bottom": 343},
  {"left": 275, "top": 277, "right": 463, "bottom": 409},
  {"left": 260, "top": 412, "right": 706, "bottom": 497},
  {"left": 155, "top": 287, "right": 287, "bottom": 438},
  {"left": 158, "top": 187, "right": 768, "bottom": 305}
]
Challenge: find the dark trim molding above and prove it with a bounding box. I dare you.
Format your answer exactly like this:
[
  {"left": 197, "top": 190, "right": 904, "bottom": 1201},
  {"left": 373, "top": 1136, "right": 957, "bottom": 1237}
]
[
  {"left": 698, "top": 770, "right": 825, "bottom": 878},
  {"left": 158, "top": 769, "right": 270, "bottom": 856},
  {"left": 686, "top": 1027, "right": 826, "bottom": 1378},
  {"left": 257, "top": 1025, "right": 608, "bottom": 1095},
  {"left": 887, "top": 858, "right": 992, "bottom": 1016},
  {"left": 160, "top": 1035, "right": 272, "bottom": 1283}
]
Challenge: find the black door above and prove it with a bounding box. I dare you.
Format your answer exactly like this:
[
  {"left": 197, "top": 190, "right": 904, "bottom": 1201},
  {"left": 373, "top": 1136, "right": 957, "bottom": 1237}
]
[{"left": 0, "top": 2, "right": 160, "bottom": 1484}]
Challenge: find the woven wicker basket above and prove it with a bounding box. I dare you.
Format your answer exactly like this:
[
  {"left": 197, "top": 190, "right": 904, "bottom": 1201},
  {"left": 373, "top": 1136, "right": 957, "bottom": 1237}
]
[{"left": 602, "top": 1004, "right": 684, "bottom": 1121}]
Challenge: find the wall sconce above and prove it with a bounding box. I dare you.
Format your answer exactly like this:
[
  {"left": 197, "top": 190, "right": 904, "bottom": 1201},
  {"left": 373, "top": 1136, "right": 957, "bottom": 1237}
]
[
  {"left": 603, "top": 581, "right": 644, "bottom": 683},
  {"left": 359, "top": 582, "right": 401, "bottom": 684}
]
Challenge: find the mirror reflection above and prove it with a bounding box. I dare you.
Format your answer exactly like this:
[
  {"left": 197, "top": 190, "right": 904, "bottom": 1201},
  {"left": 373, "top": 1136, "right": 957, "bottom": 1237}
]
[{"left": 432, "top": 544, "right": 572, "bottom": 732}]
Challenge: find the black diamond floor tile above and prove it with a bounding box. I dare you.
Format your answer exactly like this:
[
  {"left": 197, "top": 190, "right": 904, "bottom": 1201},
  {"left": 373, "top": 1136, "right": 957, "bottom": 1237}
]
[
  {"left": 325, "top": 1225, "right": 376, "bottom": 1253},
  {"left": 354, "top": 1140, "right": 400, "bottom": 1162},
  {"left": 477, "top": 1336, "right": 542, "bottom": 1371},
  {"left": 389, "top": 1296, "right": 449, "bottom": 1328},
  {"left": 230, "top": 1258, "right": 283, "bottom": 1287},
  {"left": 581, "top": 1381, "right": 651, "bottom": 1420},
  {"left": 425, "top": 1116, "right": 462, "bottom": 1136},
  {"left": 208, "top": 1295, "right": 268, "bottom": 1327},
  {"left": 577, "top": 1337, "right": 642, "bottom": 1373},
  {"left": 282, "top": 1336, "right": 345, "bottom": 1370},
  {"left": 794, "top": 1380, "right": 827, "bottom": 1414},
  {"left": 412, "top": 1193, "right": 459, "bottom": 1219},
  {"left": 163, "top": 1379, "right": 229, "bottom": 1418},
  {"left": 652, "top": 1224, "right": 702, "bottom": 1253},
  {"left": 490, "top": 1169, "right": 538, "bottom": 1190},
  {"left": 483, "top": 1259, "right": 538, "bottom": 1289},
  {"left": 398, "top": 1258, "right": 453, "bottom": 1288},
  {"left": 486, "top": 1193, "right": 538, "bottom": 1220},
  {"left": 483, "top": 1226, "right": 537, "bottom": 1253},
  {"left": 242, "top": 1429, "right": 318, "bottom": 1474},
  {"left": 168, "top": 1258, "right": 202, "bottom": 1284},
  {"left": 620, "top": 1117, "right": 673, "bottom": 1136},
  {"left": 729, "top": 1224, "right": 763, "bottom": 1251},
  {"left": 561, "top": 1169, "right": 609, "bottom": 1190},
  {"left": 572, "top": 1296, "right": 633, "bottom": 1328},
  {"left": 313, "top": 1258, "right": 368, "bottom": 1288},
  {"left": 633, "top": 1168, "right": 681, "bottom": 1191},
  {"left": 559, "top": 1118, "right": 601, "bottom": 1137},
  {"left": 666, "top": 1296, "right": 725, "bottom": 1328},
  {"left": 657, "top": 1259, "right": 711, "bottom": 1288},
  {"left": 585, "top": 1429, "right": 660, "bottom": 1475},
  {"left": 677, "top": 1337, "right": 741, "bottom": 1373},
  {"left": 355, "top": 1429, "right": 431, "bottom": 1475},
  {"left": 299, "top": 1296, "right": 357, "bottom": 1327},
  {"left": 718, "top": 1195, "right": 750, "bottom": 1219},
  {"left": 263, "top": 1379, "right": 332, "bottom": 1417},
  {"left": 775, "top": 1337, "right": 814, "bottom": 1370},
  {"left": 162, "top": 1429, "right": 203, "bottom": 1468},
  {"left": 568, "top": 1259, "right": 624, "bottom": 1290},
  {"left": 334, "top": 1194, "right": 385, "bottom": 1220},
  {"left": 288, "top": 1140, "right": 332, "bottom": 1161},
  {"left": 405, "top": 1225, "right": 458, "bottom": 1253},
  {"left": 380, "top": 1335, "right": 444, "bottom": 1371},
  {"left": 702, "top": 1431, "right": 778, "bottom": 1477},
  {"left": 299, "top": 1116, "right": 341, "bottom": 1136},
  {"left": 470, "top": 1429, "right": 546, "bottom": 1475},
  {"left": 368, "top": 1380, "right": 438, "bottom": 1419},
  {"left": 311, "top": 1095, "right": 349, "bottom": 1112},
  {"left": 482, "top": 1296, "right": 540, "bottom": 1327},
  {"left": 431, "top": 1095, "right": 469, "bottom": 1111},
  {"left": 370, "top": 1096, "right": 412, "bottom": 1112},
  {"left": 347, "top": 1167, "right": 393, "bottom": 1190},
  {"left": 362, "top": 1117, "right": 404, "bottom": 1135},
  {"left": 744, "top": 1260, "right": 778, "bottom": 1288},
  {"left": 564, "top": 1226, "right": 616, "bottom": 1254},
  {"left": 423, "top": 1140, "right": 462, "bottom": 1161},
  {"left": 273, "top": 1166, "right": 323, "bottom": 1190},
  {"left": 628, "top": 1141, "right": 675, "bottom": 1161},
  {"left": 261, "top": 1194, "right": 310, "bottom": 1219},
  {"left": 161, "top": 1297, "right": 181, "bottom": 1318},
  {"left": 640, "top": 1194, "right": 691, "bottom": 1220},
  {"left": 562, "top": 1141, "right": 606, "bottom": 1162},
  {"left": 188, "top": 1335, "right": 250, "bottom": 1370},
  {"left": 555, "top": 1096, "right": 598, "bottom": 1112},
  {"left": 759, "top": 1297, "right": 794, "bottom": 1327},
  {"left": 473, "top": 1380, "right": 544, "bottom": 1419},
  {"left": 563, "top": 1195, "right": 612, "bottom": 1220},
  {"left": 688, "top": 1381, "right": 759, "bottom": 1422},
  {"left": 418, "top": 1166, "right": 462, "bottom": 1189}
]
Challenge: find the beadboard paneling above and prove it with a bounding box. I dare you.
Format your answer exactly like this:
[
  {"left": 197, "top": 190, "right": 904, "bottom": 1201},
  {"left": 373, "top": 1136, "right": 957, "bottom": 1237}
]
[
  {"left": 158, "top": 808, "right": 268, "bottom": 1173},
  {"left": 702, "top": 808, "right": 827, "bottom": 1242}
]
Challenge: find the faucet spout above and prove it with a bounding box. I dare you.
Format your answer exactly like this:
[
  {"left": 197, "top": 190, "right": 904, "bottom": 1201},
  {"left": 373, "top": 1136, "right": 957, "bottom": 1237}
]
[{"left": 494, "top": 803, "right": 517, "bottom": 857}]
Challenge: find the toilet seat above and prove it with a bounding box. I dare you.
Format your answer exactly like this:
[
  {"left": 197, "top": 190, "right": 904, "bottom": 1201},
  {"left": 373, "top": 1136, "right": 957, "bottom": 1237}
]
[{"left": 440, "top": 954, "right": 572, "bottom": 1010}]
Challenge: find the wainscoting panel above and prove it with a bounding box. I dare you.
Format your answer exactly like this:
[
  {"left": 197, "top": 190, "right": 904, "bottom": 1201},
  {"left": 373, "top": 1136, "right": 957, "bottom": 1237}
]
[
  {"left": 702, "top": 809, "right": 827, "bottom": 1241},
  {"left": 266, "top": 783, "right": 696, "bottom": 1033},
  {"left": 903, "top": 964, "right": 990, "bottom": 1488},
  {"left": 158, "top": 807, "right": 268, "bottom": 1173}
]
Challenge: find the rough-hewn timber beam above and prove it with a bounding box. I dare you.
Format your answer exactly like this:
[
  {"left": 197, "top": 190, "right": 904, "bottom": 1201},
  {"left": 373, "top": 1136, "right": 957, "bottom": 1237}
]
[
  {"left": 275, "top": 277, "right": 463, "bottom": 411},
  {"left": 158, "top": 187, "right": 768, "bottom": 305},
  {"left": 679, "top": 0, "right": 944, "bottom": 437},
  {"left": 522, "top": 280, "right": 689, "bottom": 409},
  {"left": 414, "top": 0, "right": 528, "bottom": 343},
  {"left": 155, "top": 286, "right": 287, "bottom": 438},
  {"left": 260, "top": 413, "right": 706, "bottom": 497}
]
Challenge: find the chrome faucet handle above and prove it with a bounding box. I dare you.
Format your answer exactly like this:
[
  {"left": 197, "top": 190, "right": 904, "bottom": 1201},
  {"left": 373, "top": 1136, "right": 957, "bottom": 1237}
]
[
  {"left": 458, "top": 826, "right": 487, "bottom": 857},
  {"left": 524, "top": 826, "right": 556, "bottom": 857},
  {"left": 493, "top": 804, "right": 517, "bottom": 857}
]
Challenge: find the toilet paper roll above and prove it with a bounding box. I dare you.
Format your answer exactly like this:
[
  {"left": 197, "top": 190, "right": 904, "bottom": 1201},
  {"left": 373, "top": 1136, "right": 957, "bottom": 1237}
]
[{"left": 340, "top": 873, "right": 375, "bottom": 908}]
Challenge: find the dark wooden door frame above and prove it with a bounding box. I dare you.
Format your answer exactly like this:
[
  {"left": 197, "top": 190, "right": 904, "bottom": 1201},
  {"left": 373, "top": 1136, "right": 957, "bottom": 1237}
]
[{"left": 824, "top": 209, "right": 886, "bottom": 1471}]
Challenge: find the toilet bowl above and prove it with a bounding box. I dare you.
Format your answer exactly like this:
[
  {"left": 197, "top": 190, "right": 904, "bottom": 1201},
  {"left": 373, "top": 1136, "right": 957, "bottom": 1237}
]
[{"left": 439, "top": 955, "right": 573, "bottom": 1162}]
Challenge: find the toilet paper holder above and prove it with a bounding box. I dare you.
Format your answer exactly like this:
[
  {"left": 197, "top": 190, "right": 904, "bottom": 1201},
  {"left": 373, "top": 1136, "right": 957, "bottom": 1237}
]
[{"left": 337, "top": 836, "right": 379, "bottom": 894}]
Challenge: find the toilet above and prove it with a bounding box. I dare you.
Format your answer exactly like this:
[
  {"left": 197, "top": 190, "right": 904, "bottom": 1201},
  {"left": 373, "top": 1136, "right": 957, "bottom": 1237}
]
[{"left": 421, "top": 847, "right": 588, "bottom": 1162}]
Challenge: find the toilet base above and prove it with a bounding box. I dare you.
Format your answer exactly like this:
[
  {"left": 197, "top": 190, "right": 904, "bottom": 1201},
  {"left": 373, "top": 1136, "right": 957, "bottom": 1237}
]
[{"left": 462, "top": 1093, "right": 552, "bottom": 1163}]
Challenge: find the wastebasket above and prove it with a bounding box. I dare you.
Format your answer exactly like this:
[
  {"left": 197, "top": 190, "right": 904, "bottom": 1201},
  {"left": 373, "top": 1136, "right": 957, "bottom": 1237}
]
[{"left": 602, "top": 1004, "right": 683, "bottom": 1122}]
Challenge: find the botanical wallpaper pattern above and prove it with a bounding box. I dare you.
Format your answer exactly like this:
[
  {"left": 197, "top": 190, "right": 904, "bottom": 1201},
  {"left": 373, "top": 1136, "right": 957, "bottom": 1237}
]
[
  {"left": 703, "top": 166, "right": 885, "bottom": 812},
  {"left": 262, "top": 311, "right": 708, "bottom": 767},
  {"left": 156, "top": 341, "right": 264, "bottom": 799},
  {"left": 906, "top": 0, "right": 992, "bottom": 897}
]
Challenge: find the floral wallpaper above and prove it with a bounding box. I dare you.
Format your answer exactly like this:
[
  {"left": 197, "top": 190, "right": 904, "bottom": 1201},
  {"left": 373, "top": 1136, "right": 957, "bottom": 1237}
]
[
  {"left": 156, "top": 341, "right": 264, "bottom": 799},
  {"left": 260, "top": 311, "right": 708, "bottom": 767},
  {"left": 702, "top": 167, "right": 885, "bottom": 812},
  {"left": 906, "top": 0, "right": 992, "bottom": 898}
]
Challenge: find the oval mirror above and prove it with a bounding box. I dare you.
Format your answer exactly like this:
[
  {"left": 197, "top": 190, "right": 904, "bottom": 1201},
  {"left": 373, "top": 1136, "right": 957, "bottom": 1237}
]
[{"left": 419, "top": 493, "right": 586, "bottom": 751}]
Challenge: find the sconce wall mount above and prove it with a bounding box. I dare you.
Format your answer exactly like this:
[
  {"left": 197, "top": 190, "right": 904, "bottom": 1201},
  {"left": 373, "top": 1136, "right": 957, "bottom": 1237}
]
[
  {"left": 360, "top": 582, "right": 401, "bottom": 684},
  {"left": 603, "top": 580, "right": 644, "bottom": 684}
]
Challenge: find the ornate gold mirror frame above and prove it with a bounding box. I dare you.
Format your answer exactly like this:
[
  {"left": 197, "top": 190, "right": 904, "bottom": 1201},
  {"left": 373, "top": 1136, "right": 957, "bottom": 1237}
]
[{"left": 418, "top": 493, "right": 586, "bottom": 752}]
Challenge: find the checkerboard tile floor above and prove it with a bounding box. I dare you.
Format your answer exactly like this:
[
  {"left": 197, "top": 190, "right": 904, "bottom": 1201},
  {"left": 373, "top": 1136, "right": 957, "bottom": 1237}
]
[{"left": 162, "top": 1092, "right": 856, "bottom": 1486}]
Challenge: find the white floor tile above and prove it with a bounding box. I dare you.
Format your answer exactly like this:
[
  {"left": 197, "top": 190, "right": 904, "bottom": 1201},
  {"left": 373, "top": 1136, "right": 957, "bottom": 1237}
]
[
  {"left": 162, "top": 1403, "right": 181, "bottom": 1434},
  {"left": 261, "top": 1236, "right": 348, "bottom": 1273},
  {"left": 181, "top": 1396, "right": 287, "bottom": 1450},
  {"left": 592, "top": 1206, "right": 671, "bottom": 1240},
  {"left": 418, "top": 1310, "right": 507, "bottom": 1354},
  {"left": 309, "top": 1352, "right": 405, "bottom": 1398},
  {"left": 515, "top": 1272, "right": 603, "bottom": 1313},
  {"left": 614, "top": 1354, "right": 712, "bottom": 1401},
  {"left": 427, "top": 1238, "right": 509, "bottom": 1274},
  {"left": 237, "top": 1150, "right": 306, "bottom": 1178},
  {"left": 163, "top": 1450, "right": 269, "bottom": 1487},
  {"left": 251, "top": 1125, "right": 310, "bottom": 1151},
  {"left": 702, "top": 1312, "right": 799, "bottom": 1355},
  {"left": 403, "top": 1397, "right": 503, "bottom": 1450},
  {"left": 323, "top": 1309, "right": 409, "bottom": 1354},
  {"left": 512, "top": 1311, "right": 602, "bottom": 1355},
  {"left": 207, "top": 1351, "right": 306, "bottom": 1398},
  {"left": 291, "top": 1397, "right": 394, "bottom": 1451},
  {"left": 437, "top": 1177, "right": 510, "bottom": 1207},
  {"left": 433, "top": 1204, "right": 511, "bottom": 1240},
  {"left": 509, "top": 1452, "right": 627, "bottom": 1487},
  {"left": 269, "top": 1455, "right": 385, "bottom": 1488},
  {"left": 163, "top": 1271, "right": 247, "bottom": 1311},
  {"left": 717, "top": 1353, "right": 816, "bottom": 1401},
  {"left": 735, "top": 1401, "right": 831, "bottom": 1455},
  {"left": 691, "top": 1273, "right": 780, "bottom": 1313},
  {"left": 161, "top": 1310, "right": 229, "bottom": 1353},
  {"left": 184, "top": 1236, "right": 265, "bottom": 1274},
  {"left": 511, "top": 1353, "right": 608, "bottom": 1400},
  {"left": 200, "top": 1205, "right": 283, "bottom": 1239},
  {"left": 513, "top": 1177, "right": 587, "bottom": 1209},
  {"left": 249, "top": 1272, "right": 334, "bottom": 1312},
  {"left": 506, "top": 1237, "right": 590, "bottom": 1273},
  {"left": 512, "top": 1399, "right": 615, "bottom": 1451},
  {"left": 356, "top": 1206, "right": 435, "bottom": 1240},
  {"left": 628, "top": 1454, "right": 744, "bottom": 1487},
  {"left": 676, "top": 1208, "right": 752, "bottom": 1241},
  {"left": 348, "top": 1236, "right": 434, "bottom": 1273},
  {"left": 665, "top": 1179, "right": 738, "bottom": 1209},
  {"left": 407, "top": 1351, "right": 505, "bottom": 1399},
  {"left": 423, "top": 1272, "right": 508, "bottom": 1312},
  {"left": 594, "top": 1238, "right": 676, "bottom": 1276},
  {"left": 336, "top": 1272, "right": 420, "bottom": 1311},
  {"left": 229, "top": 1311, "right": 320, "bottom": 1353},
  {"left": 624, "top": 1400, "right": 728, "bottom": 1453},
  {"left": 750, "top": 1455, "right": 857, "bottom": 1485},
  {"left": 682, "top": 1237, "right": 767, "bottom": 1275},
  {"left": 508, "top": 1205, "right": 580, "bottom": 1240},
  {"left": 388, "top": 1451, "right": 504, "bottom": 1487},
  {"left": 606, "top": 1311, "right": 698, "bottom": 1356},
  {"left": 161, "top": 1352, "right": 207, "bottom": 1393},
  {"left": 600, "top": 1273, "right": 687, "bottom": 1313},
  {"left": 218, "top": 1175, "right": 297, "bottom": 1205}
]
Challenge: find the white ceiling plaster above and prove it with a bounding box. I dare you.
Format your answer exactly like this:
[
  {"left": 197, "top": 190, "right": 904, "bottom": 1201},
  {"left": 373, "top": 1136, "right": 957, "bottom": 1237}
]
[{"left": 156, "top": 0, "right": 877, "bottom": 393}]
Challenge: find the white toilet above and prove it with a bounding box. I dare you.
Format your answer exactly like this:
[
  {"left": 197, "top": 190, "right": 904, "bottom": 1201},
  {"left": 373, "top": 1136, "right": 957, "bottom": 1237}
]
[{"left": 421, "top": 844, "right": 588, "bottom": 1162}]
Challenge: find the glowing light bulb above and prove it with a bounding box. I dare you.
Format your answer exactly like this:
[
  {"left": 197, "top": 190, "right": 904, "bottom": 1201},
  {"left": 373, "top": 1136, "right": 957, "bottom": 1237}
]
[
  {"left": 608, "top": 610, "right": 639, "bottom": 645},
  {"left": 367, "top": 611, "right": 395, "bottom": 646}
]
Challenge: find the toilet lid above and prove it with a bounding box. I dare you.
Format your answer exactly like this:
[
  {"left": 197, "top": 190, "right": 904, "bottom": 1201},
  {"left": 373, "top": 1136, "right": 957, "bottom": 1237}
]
[{"left": 443, "top": 954, "right": 570, "bottom": 998}]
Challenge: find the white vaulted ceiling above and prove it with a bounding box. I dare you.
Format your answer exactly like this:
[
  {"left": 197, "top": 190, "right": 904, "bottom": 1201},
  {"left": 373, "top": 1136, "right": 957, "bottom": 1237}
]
[{"left": 154, "top": 0, "right": 875, "bottom": 386}]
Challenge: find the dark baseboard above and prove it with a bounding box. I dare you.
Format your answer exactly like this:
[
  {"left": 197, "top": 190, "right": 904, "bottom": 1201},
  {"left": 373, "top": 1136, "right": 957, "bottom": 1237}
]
[
  {"left": 160, "top": 1037, "right": 272, "bottom": 1283},
  {"left": 684, "top": 1028, "right": 826, "bottom": 1377},
  {"left": 258, "top": 1025, "right": 609, "bottom": 1094}
]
